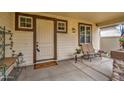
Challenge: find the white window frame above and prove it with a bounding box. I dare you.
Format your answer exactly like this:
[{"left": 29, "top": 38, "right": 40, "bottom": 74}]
[
  {"left": 79, "top": 23, "right": 92, "bottom": 45},
  {"left": 18, "top": 15, "right": 33, "bottom": 29}
]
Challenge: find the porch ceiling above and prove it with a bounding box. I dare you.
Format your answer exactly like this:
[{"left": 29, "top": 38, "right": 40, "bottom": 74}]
[{"left": 46, "top": 12, "right": 124, "bottom": 24}]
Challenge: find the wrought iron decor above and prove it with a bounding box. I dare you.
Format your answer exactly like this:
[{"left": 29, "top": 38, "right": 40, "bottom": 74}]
[
  {"left": 0, "top": 26, "right": 14, "bottom": 63},
  {"left": 0, "top": 26, "right": 5, "bottom": 62},
  {"left": 0, "top": 26, "right": 25, "bottom": 81}
]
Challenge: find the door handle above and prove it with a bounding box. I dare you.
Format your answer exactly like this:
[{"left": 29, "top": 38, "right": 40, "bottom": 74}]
[
  {"left": 36, "top": 48, "right": 40, "bottom": 52},
  {"left": 36, "top": 42, "right": 40, "bottom": 52}
]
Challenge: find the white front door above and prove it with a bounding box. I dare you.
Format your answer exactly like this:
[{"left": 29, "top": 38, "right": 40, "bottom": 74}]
[{"left": 36, "top": 19, "right": 55, "bottom": 62}]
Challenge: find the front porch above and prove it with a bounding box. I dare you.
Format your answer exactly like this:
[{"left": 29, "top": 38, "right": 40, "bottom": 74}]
[
  {"left": 17, "top": 57, "right": 113, "bottom": 81},
  {"left": 0, "top": 12, "right": 124, "bottom": 81}
]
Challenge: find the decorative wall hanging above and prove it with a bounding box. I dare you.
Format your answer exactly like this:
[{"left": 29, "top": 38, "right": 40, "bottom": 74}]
[
  {"left": 56, "top": 19, "right": 67, "bottom": 33},
  {"left": 15, "top": 13, "right": 34, "bottom": 31}
]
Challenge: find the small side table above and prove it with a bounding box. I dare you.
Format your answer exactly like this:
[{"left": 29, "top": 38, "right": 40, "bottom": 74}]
[
  {"left": 74, "top": 53, "right": 83, "bottom": 63},
  {"left": 97, "top": 50, "right": 107, "bottom": 59}
]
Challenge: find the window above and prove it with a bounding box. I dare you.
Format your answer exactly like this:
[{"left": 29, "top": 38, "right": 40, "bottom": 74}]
[
  {"left": 100, "top": 25, "right": 121, "bottom": 37},
  {"left": 19, "top": 16, "right": 33, "bottom": 29},
  {"left": 78, "top": 23, "right": 92, "bottom": 45},
  {"left": 15, "top": 13, "right": 34, "bottom": 31},
  {"left": 56, "top": 19, "right": 67, "bottom": 33}
]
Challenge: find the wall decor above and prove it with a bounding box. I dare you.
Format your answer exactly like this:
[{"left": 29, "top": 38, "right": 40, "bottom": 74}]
[
  {"left": 56, "top": 19, "right": 67, "bottom": 33},
  {"left": 15, "top": 13, "right": 34, "bottom": 31}
]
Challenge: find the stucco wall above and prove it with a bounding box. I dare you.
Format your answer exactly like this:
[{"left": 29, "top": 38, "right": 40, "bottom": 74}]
[
  {"left": 0, "top": 12, "right": 99, "bottom": 66},
  {"left": 100, "top": 37, "right": 120, "bottom": 53}
]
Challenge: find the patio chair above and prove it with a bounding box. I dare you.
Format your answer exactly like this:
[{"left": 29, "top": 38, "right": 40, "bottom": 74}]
[
  {"left": 80, "top": 43, "right": 101, "bottom": 62},
  {"left": 80, "top": 44, "right": 93, "bottom": 62}
]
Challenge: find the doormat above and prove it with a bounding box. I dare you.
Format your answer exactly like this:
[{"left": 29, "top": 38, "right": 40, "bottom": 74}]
[{"left": 34, "top": 61, "right": 58, "bottom": 69}]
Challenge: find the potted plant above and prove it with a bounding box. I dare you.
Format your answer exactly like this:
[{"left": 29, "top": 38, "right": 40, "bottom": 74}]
[
  {"left": 74, "top": 48, "right": 82, "bottom": 63},
  {"left": 75, "top": 48, "right": 81, "bottom": 54},
  {"left": 119, "top": 35, "right": 124, "bottom": 49}
]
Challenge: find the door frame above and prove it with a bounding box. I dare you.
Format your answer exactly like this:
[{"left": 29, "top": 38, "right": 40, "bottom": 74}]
[
  {"left": 15, "top": 12, "right": 57, "bottom": 64},
  {"left": 35, "top": 17, "right": 57, "bottom": 63}
]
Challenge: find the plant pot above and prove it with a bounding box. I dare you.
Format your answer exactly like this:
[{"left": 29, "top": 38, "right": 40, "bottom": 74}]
[
  {"left": 122, "top": 45, "right": 124, "bottom": 49},
  {"left": 76, "top": 52, "right": 80, "bottom": 54},
  {"left": 121, "top": 42, "right": 124, "bottom": 49}
]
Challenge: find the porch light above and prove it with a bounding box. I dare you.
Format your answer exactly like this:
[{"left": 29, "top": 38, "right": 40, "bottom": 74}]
[{"left": 72, "top": 28, "right": 76, "bottom": 33}]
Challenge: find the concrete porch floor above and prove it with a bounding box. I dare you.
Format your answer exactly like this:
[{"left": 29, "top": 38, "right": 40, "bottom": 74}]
[{"left": 17, "top": 57, "right": 113, "bottom": 81}]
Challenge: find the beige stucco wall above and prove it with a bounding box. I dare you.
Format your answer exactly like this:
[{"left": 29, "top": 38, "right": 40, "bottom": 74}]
[
  {"left": 100, "top": 37, "right": 120, "bottom": 53},
  {"left": 0, "top": 12, "right": 99, "bottom": 66}
]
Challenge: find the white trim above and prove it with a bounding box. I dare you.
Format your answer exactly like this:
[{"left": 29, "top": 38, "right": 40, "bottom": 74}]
[
  {"left": 57, "top": 21, "right": 66, "bottom": 32},
  {"left": 18, "top": 15, "right": 33, "bottom": 29}
]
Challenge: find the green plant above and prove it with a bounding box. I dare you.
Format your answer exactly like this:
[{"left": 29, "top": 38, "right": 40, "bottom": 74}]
[
  {"left": 119, "top": 36, "right": 124, "bottom": 42},
  {"left": 75, "top": 48, "right": 81, "bottom": 54},
  {"left": 119, "top": 36, "right": 124, "bottom": 49}
]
